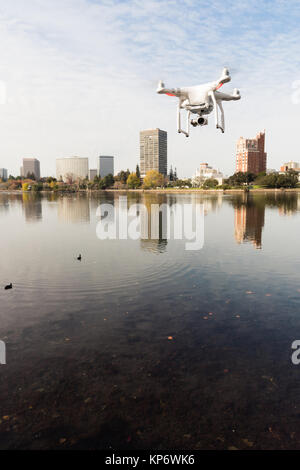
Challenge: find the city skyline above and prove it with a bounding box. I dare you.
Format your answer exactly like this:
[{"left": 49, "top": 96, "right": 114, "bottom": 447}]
[
  {"left": 0, "top": 139, "right": 298, "bottom": 181},
  {"left": 0, "top": 1, "right": 300, "bottom": 178}
]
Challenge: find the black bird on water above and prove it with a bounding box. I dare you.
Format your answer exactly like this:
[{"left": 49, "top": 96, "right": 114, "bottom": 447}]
[
  {"left": 77, "top": 254, "right": 82, "bottom": 261},
  {"left": 4, "top": 283, "right": 12, "bottom": 290}
]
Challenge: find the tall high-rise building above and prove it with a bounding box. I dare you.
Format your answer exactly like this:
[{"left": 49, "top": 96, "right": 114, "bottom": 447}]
[
  {"left": 140, "top": 129, "right": 167, "bottom": 178},
  {"left": 236, "top": 131, "right": 267, "bottom": 174},
  {"left": 0, "top": 168, "right": 8, "bottom": 181},
  {"left": 21, "top": 158, "right": 41, "bottom": 180},
  {"left": 56, "top": 157, "right": 89, "bottom": 182},
  {"left": 98, "top": 156, "right": 114, "bottom": 178}
]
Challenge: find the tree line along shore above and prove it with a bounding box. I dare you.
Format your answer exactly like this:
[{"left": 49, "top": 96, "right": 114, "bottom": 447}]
[{"left": 0, "top": 167, "right": 299, "bottom": 192}]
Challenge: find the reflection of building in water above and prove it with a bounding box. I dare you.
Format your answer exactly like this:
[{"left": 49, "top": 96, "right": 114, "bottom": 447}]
[
  {"left": 234, "top": 203, "right": 265, "bottom": 249},
  {"left": 140, "top": 199, "right": 167, "bottom": 253},
  {"left": 0, "top": 194, "right": 9, "bottom": 212},
  {"left": 58, "top": 196, "right": 90, "bottom": 223},
  {"left": 22, "top": 193, "right": 42, "bottom": 222}
]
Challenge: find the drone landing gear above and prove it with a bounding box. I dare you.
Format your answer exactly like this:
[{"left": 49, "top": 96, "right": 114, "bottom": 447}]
[
  {"left": 208, "top": 91, "right": 225, "bottom": 134},
  {"left": 177, "top": 105, "right": 190, "bottom": 137}
]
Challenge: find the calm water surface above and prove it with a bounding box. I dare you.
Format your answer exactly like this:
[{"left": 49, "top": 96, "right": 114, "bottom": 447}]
[{"left": 1, "top": 191, "right": 300, "bottom": 449}]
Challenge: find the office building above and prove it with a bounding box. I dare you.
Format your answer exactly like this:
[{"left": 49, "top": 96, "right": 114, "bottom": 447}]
[
  {"left": 0, "top": 168, "right": 8, "bottom": 181},
  {"left": 98, "top": 156, "right": 114, "bottom": 178},
  {"left": 236, "top": 131, "right": 267, "bottom": 174},
  {"left": 280, "top": 161, "right": 300, "bottom": 172},
  {"left": 21, "top": 158, "right": 41, "bottom": 180},
  {"left": 140, "top": 129, "right": 167, "bottom": 178},
  {"left": 89, "top": 169, "right": 97, "bottom": 181},
  {"left": 56, "top": 157, "right": 89, "bottom": 183}
]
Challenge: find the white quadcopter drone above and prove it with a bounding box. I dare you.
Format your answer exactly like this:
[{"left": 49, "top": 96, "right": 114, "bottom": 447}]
[{"left": 156, "top": 68, "right": 241, "bottom": 137}]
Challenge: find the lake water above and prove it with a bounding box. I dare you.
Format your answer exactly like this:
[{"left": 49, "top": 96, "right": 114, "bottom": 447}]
[{"left": 1, "top": 191, "right": 300, "bottom": 449}]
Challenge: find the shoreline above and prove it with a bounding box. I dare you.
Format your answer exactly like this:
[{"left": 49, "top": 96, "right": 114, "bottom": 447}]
[{"left": 1, "top": 188, "right": 300, "bottom": 195}]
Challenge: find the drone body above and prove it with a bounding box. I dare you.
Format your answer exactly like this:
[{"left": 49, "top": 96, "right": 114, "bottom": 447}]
[{"left": 156, "top": 68, "right": 241, "bottom": 137}]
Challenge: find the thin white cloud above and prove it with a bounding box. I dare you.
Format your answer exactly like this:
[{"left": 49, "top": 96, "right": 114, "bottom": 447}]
[{"left": 0, "top": 0, "right": 299, "bottom": 177}]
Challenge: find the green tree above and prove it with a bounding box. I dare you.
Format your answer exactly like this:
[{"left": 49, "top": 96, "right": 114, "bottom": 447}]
[
  {"left": 175, "top": 178, "right": 192, "bottom": 188},
  {"left": 102, "top": 173, "right": 115, "bottom": 188},
  {"left": 32, "top": 182, "right": 43, "bottom": 191},
  {"left": 226, "top": 171, "right": 255, "bottom": 186},
  {"left": 136, "top": 165, "right": 140, "bottom": 179},
  {"left": 256, "top": 171, "right": 298, "bottom": 188},
  {"left": 203, "top": 178, "right": 219, "bottom": 188},
  {"left": 26, "top": 172, "right": 36, "bottom": 180},
  {"left": 116, "top": 170, "right": 130, "bottom": 184}
]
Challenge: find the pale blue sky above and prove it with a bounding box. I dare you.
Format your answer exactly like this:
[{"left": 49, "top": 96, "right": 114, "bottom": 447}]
[{"left": 0, "top": 0, "right": 300, "bottom": 177}]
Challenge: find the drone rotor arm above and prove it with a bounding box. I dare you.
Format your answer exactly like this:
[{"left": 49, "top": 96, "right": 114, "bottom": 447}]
[{"left": 156, "top": 81, "right": 183, "bottom": 98}]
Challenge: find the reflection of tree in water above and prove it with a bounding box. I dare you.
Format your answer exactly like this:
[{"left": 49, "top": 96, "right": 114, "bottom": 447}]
[
  {"left": 22, "top": 193, "right": 42, "bottom": 223},
  {"left": 231, "top": 192, "right": 299, "bottom": 213},
  {"left": 230, "top": 192, "right": 300, "bottom": 249},
  {"left": 274, "top": 193, "right": 300, "bottom": 216}
]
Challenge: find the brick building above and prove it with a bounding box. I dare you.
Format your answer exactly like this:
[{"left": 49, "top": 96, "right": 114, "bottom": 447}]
[{"left": 235, "top": 131, "right": 267, "bottom": 174}]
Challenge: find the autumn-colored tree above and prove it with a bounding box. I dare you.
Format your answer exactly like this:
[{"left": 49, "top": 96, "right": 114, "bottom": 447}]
[
  {"left": 127, "top": 172, "right": 141, "bottom": 189},
  {"left": 143, "top": 170, "right": 165, "bottom": 189}
]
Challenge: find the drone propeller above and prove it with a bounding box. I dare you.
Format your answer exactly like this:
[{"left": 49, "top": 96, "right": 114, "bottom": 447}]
[{"left": 223, "top": 65, "right": 241, "bottom": 77}]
